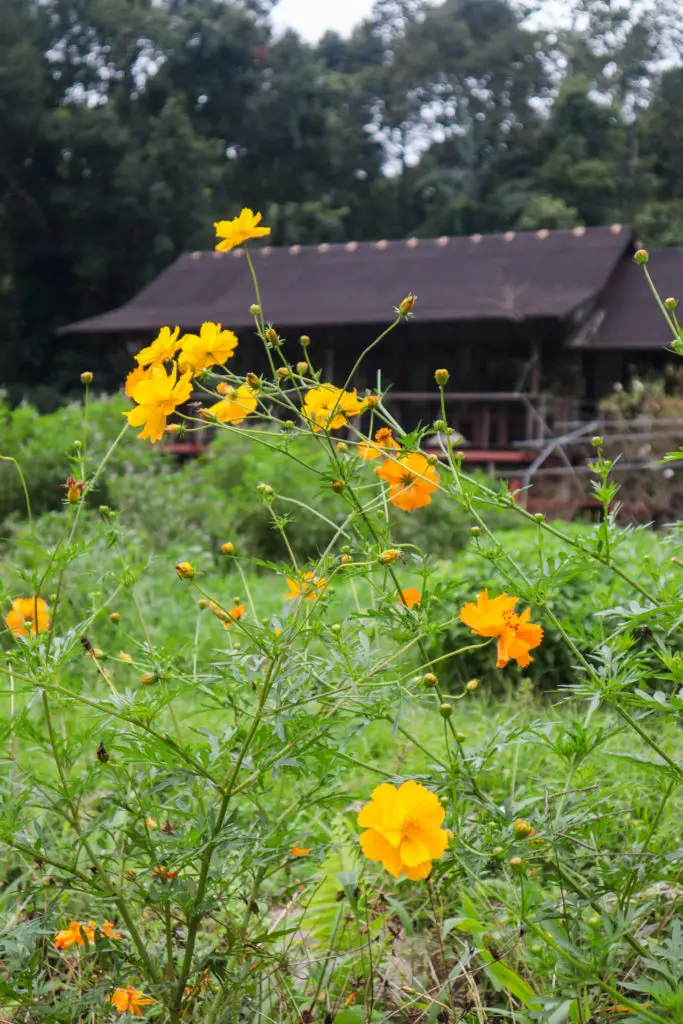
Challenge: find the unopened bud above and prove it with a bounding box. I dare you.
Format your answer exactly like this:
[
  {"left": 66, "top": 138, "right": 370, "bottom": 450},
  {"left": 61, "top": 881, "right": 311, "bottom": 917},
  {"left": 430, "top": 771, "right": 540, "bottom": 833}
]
[
  {"left": 423, "top": 672, "right": 437, "bottom": 687},
  {"left": 217, "top": 382, "right": 232, "bottom": 396},
  {"left": 331, "top": 624, "right": 342, "bottom": 634},
  {"left": 439, "top": 702, "right": 453, "bottom": 718},
  {"left": 513, "top": 820, "right": 534, "bottom": 839},
  {"left": 591, "top": 436, "right": 603, "bottom": 448},
  {"left": 533, "top": 512, "right": 545, "bottom": 522},
  {"left": 336, "top": 441, "right": 349, "bottom": 453},
  {"left": 426, "top": 454, "right": 439, "bottom": 466},
  {"left": 433, "top": 420, "right": 447, "bottom": 431},
  {"left": 340, "top": 554, "right": 353, "bottom": 564},
  {"left": 283, "top": 420, "right": 295, "bottom": 430},
  {"left": 277, "top": 366, "right": 290, "bottom": 379},
  {"left": 470, "top": 526, "right": 481, "bottom": 536},
  {"left": 465, "top": 678, "right": 479, "bottom": 692},
  {"left": 633, "top": 249, "right": 649, "bottom": 265},
  {"left": 221, "top": 542, "right": 235, "bottom": 555},
  {"left": 140, "top": 672, "right": 157, "bottom": 686},
  {"left": 299, "top": 334, "right": 310, "bottom": 347},
  {"left": 80, "top": 371, "right": 93, "bottom": 384},
  {"left": 665, "top": 297, "right": 679, "bottom": 310},
  {"left": 492, "top": 846, "right": 504, "bottom": 857},
  {"left": 249, "top": 303, "right": 261, "bottom": 316},
  {"left": 509, "top": 856, "right": 525, "bottom": 873},
  {"left": 331, "top": 479, "right": 345, "bottom": 493},
  {"left": 398, "top": 293, "right": 417, "bottom": 317},
  {"left": 109, "top": 612, "right": 120, "bottom": 624},
  {"left": 364, "top": 395, "right": 379, "bottom": 409},
  {"left": 166, "top": 423, "right": 181, "bottom": 435},
  {"left": 434, "top": 368, "right": 450, "bottom": 386},
  {"left": 379, "top": 548, "right": 401, "bottom": 564},
  {"left": 198, "top": 599, "right": 209, "bottom": 609},
  {"left": 175, "top": 561, "right": 195, "bottom": 580},
  {"left": 200, "top": 408, "right": 216, "bottom": 421},
  {"left": 246, "top": 372, "right": 260, "bottom": 388},
  {"left": 257, "top": 483, "right": 274, "bottom": 497},
  {"left": 265, "top": 327, "right": 278, "bottom": 345},
  {"left": 296, "top": 361, "right": 309, "bottom": 375}
]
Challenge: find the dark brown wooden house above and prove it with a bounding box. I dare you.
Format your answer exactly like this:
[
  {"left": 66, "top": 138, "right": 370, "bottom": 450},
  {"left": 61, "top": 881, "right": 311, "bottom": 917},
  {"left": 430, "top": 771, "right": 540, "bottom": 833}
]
[{"left": 62, "top": 225, "right": 682, "bottom": 471}]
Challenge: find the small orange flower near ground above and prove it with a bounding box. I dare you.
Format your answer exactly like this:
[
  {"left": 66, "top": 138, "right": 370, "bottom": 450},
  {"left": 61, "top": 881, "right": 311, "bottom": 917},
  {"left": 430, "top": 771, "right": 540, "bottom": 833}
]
[
  {"left": 101, "top": 920, "right": 122, "bottom": 940},
  {"left": 358, "top": 427, "right": 401, "bottom": 461},
  {"left": 376, "top": 452, "right": 439, "bottom": 511},
  {"left": 291, "top": 846, "right": 312, "bottom": 857},
  {"left": 153, "top": 865, "right": 177, "bottom": 882},
  {"left": 206, "top": 384, "right": 258, "bottom": 425},
  {"left": 6, "top": 597, "right": 50, "bottom": 637},
  {"left": 54, "top": 920, "right": 94, "bottom": 950},
  {"left": 398, "top": 588, "right": 421, "bottom": 610},
  {"left": 110, "top": 985, "right": 154, "bottom": 1016},
  {"left": 145, "top": 816, "right": 157, "bottom": 829},
  {"left": 211, "top": 602, "right": 247, "bottom": 628},
  {"left": 459, "top": 590, "right": 543, "bottom": 669},
  {"left": 285, "top": 571, "right": 326, "bottom": 601},
  {"left": 214, "top": 208, "right": 270, "bottom": 252},
  {"left": 358, "top": 781, "right": 450, "bottom": 881}
]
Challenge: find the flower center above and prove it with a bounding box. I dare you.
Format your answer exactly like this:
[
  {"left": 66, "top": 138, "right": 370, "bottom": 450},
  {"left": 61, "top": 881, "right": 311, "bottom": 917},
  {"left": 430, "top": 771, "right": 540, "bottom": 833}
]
[
  {"left": 400, "top": 472, "right": 415, "bottom": 488},
  {"left": 402, "top": 816, "right": 421, "bottom": 840},
  {"left": 502, "top": 610, "right": 520, "bottom": 629}
]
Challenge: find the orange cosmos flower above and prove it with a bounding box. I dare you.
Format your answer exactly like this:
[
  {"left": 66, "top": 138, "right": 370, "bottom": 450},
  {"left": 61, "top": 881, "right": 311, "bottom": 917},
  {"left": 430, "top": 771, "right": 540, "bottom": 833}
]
[
  {"left": 459, "top": 590, "right": 543, "bottom": 669},
  {"left": 358, "top": 427, "right": 400, "bottom": 461},
  {"left": 376, "top": 452, "right": 439, "bottom": 511},
  {"left": 206, "top": 384, "right": 258, "bottom": 425},
  {"left": 134, "top": 326, "right": 181, "bottom": 369},
  {"left": 291, "top": 846, "right": 312, "bottom": 857},
  {"left": 153, "top": 865, "right": 177, "bottom": 882},
  {"left": 285, "top": 571, "right": 326, "bottom": 601},
  {"left": 303, "top": 384, "right": 366, "bottom": 432},
  {"left": 398, "top": 588, "right": 421, "bottom": 610},
  {"left": 126, "top": 363, "right": 193, "bottom": 443},
  {"left": 54, "top": 920, "right": 95, "bottom": 950},
  {"left": 110, "top": 986, "right": 154, "bottom": 1016},
  {"left": 6, "top": 597, "right": 50, "bottom": 637},
  {"left": 101, "top": 920, "right": 122, "bottom": 940},
  {"left": 214, "top": 208, "right": 270, "bottom": 251},
  {"left": 358, "top": 781, "right": 450, "bottom": 881},
  {"left": 178, "top": 322, "right": 239, "bottom": 374}
]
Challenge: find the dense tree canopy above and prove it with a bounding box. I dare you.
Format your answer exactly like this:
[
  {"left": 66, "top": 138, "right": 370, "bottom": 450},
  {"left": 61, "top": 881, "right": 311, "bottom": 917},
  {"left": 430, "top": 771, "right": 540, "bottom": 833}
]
[{"left": 1, "top": 0, "right": 682, "bottom": 399}]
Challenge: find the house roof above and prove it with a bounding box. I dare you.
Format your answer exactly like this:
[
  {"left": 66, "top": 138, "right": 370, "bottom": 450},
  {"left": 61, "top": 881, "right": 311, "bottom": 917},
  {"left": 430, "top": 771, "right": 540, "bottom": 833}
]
[
  {"left": 592, "top": 246, "right": 683, "bottom": 349},
  {"left": 60, "top": 225, "right": 632, "bottom": 335}
]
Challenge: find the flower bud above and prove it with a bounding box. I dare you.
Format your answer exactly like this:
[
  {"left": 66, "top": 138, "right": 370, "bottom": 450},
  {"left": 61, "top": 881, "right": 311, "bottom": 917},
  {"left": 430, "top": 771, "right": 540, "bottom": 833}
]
[
  {"left": 246, "top": 372, "right": 260, "bottom": 389},
  {"left": 470, "top": 526, "right": 481, "bottom": 536},
  {"left": 331, "top": 479, "right": 345, "bottom": 493},
  {"left": 398, "top": 293, "right": 417, "bottom": 317},
  {"left": 256, "top": 483, "right": 273, "bottom": 496},
  {"left": 166, "top": 423, "right": 181, "bottom": 435},
  {"left": 283, "top": 420, "right": 295, "bottom": 430},
  {"left": 492, "top": 846, "right": 504, "bottom": 857},
  {"left": 633, "top": 249, "right": 649, "bottom": 265},
  {"left": 198, "top": 599, "right": 209, "bottom": 609},
  {"left": 299, "top": 334, "right": 310, "bottom": 347},
  {"left": 426, "top": 454, "right": 439, "bottom": 466},
  {"left": 277, "top": 366, "right": 290, "bottom": 379},
  {"left": 331, "top": 624, "right": 342, "bottom": 634},
  {"left": 533, "top": 512, "right": 545, "bottom": 522},
  {"left": 423, "top": 672, "right": 437, "bottom": 687},
  {"left": 200, "top": 408, "right": 216, "bottom": 421},
  {"left": 433, "top": 419, "right": 447, "bottom": 431},
  {"left": 513, "top": 820, "right": 534, "bottom": 839},
  {"left": 665, "top": 296, "right": 678, "bottom": 310},
  {"left": 465, "top": 678, "right": 479, "bottom": 692},
  {"left": 140, "top": 671, "right": 157, "bottom": 686},
  {"left": 508, "top": 856, "right": 525, "bottom": 873},
  {"left": 296, "top": 361, "right": 309, "bottom": 375},
  {"left": 434, "top": 368, "right": 450, "bottom": 386},
  {"left": 217, "top": 382, "right": 232, "bottom": 396},
  {"left": 80, "top": 371, "right": 93, "bottom": 384},
  {"left": 249, "top": 303, "right": 261, "bottom": 316},
  {"left": 591, "top": 436, "right": 603, "bottom": 448},
  {"left": 439, "top": 702, "right": 453, "bottom": 718},
  {"left": 336, "top": 441, "right": 349, "bottom": 453},
  {"left": 455, "top": 731, "right": 467, "bottom": 742},
  {"left": 109, "top": 612, "right": 120, "bottom": 624},
  {"left": 340, "top": 554, "right": 353, "bottom": 564},
  {"left": 379, "top": 548, "right": 401, "bottom": 564},
  {"left": 265, "top": 327, "right": 278, "bottom": 344},
  {"left": 221, "top": 542, "right": 235, "bottom": 555},
  {"left": 364, "top": 395, "right": 380, "bottom": 409},
  {"left": 175, "top": 562, "right": 195, "bottom": 580}
]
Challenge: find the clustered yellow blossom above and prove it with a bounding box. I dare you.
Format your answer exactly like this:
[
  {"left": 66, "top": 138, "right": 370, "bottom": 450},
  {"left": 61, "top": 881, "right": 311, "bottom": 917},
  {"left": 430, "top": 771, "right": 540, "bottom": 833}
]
[
  {"left": 54, "top": 919, "right": 121, "bottom": 950},
  {"left": 460, "top": 590, "right": 543, "bottom": 668},
  {"left": 303, "top": 384, "right": 367, "bottom": 432},
  {"left": 358, "top": 781, "right": 450, "bottom": 880},
  {"left": 5, "top": 597, "right": 50, "bottom": 637},
  {"left": 285, "top": 571, "right": 326, "bottom": 601}
]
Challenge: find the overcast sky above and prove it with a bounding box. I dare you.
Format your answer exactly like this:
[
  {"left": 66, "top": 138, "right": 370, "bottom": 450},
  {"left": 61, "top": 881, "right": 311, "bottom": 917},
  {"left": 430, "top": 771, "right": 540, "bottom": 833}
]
[{"left": 272, "top": 0, "right": 376, "bottom": 40}]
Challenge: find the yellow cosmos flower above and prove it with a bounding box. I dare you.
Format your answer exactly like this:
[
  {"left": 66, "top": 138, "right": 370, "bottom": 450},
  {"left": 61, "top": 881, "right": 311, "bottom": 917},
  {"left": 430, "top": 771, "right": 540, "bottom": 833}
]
[
  {"left": 303, "top": 384, "right": 366, "bottom": 432},
  {"left": 179, "top": 322, "right": 239, "bottom": 374},
  {"left": 6, "top": 597, "right": 50, "bottom": 637},
  {"left": 109, "top": 986, "right": 153, "bottom": 1016},
  {"left": 358, "top": 781, "right": 450, "bottom": 881},
  {"left": 207, "top": 384, "right": 258, "bottom": 425},
  {"left": 125, "top": 365, "right": 151, "bottom": 398},
  {"left": 358, "top": 427, "right": 401, "bottom": 461},
  {"left": 460, "top": 590, "right": 543, "bottom": 669},
  {"left": 126, "top": 364, "right": 193, "bottom": 443},
  {"left": 285, "top": 571, "right": 326, "bottom": 601},
  {"left": 214, "top": 208, "right": 270, "bottom": 251},
  {"left": 376, "top": 452, "right": 439, "bottom": 511},
  {"left": 134, "top": 326, "right": 181, "bottom": 369}
]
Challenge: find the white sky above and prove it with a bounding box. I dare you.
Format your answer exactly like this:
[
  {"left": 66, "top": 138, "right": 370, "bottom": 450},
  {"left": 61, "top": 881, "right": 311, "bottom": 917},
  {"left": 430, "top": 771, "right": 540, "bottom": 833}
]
[{"left": 272, "top": 0, "right": 376, "bottom": 41}]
